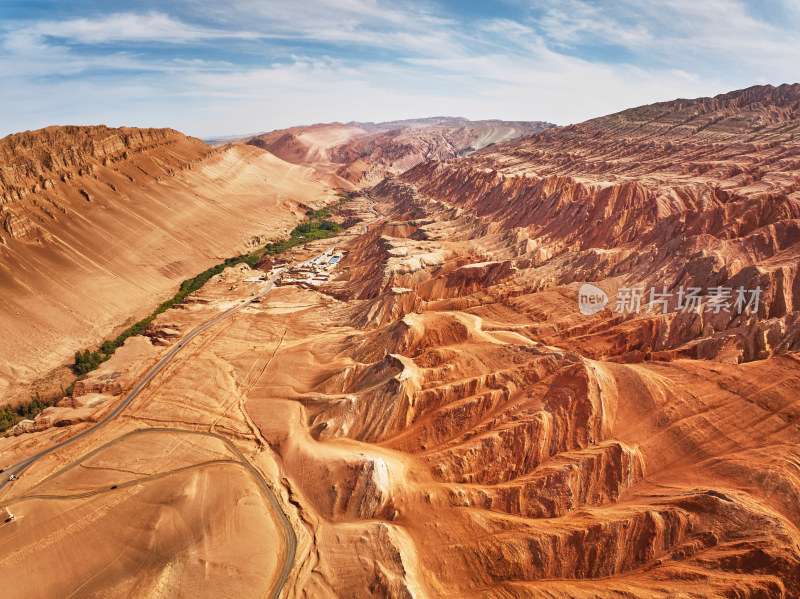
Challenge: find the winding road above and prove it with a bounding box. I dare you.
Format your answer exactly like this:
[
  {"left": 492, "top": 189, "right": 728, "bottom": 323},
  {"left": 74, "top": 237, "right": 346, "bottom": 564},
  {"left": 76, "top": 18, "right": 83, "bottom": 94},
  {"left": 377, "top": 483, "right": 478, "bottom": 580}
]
[
  {"left": 7, "top": 427, "right": 297, "bottom": 597},
  {"left": 0, "top": 191, "right": 381, "bottom": 598},
  {"left": 1, "top": 270, "right": 295, "bottom": 598},
  {"left": 0, "top": 270, "right": 284, "bottom": 492}
]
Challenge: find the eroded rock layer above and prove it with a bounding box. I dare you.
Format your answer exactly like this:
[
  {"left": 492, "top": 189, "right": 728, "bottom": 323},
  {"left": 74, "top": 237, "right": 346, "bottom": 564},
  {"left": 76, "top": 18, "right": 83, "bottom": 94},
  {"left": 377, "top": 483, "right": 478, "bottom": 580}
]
[
  {"left": 3, "top": 85, "right": 800, "bottom": 598},
  {"left": 0, "top": 125, "right": 333, "bottom": 401},
  {"left": 246, "top": 118, "right": 554, "bottom": 186},
  {"left": 248, "top": 85, "right": 800, "bottom": 596}
]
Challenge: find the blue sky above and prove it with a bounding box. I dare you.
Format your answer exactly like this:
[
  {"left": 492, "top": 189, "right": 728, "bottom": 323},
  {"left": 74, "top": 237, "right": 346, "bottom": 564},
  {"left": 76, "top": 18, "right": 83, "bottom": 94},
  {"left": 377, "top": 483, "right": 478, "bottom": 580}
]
[{"left": 1, "top": 0, "right": 799, "bottom": 138}]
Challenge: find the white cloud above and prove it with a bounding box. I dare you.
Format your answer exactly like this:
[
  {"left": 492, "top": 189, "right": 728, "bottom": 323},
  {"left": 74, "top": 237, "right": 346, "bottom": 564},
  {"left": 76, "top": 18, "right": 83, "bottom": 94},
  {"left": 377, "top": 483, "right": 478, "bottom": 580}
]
[
  {"left": 26, "top": 11, "right": 258, "bottom": 44},
  {"left": 536, "top": 0, "right": 652, "bottom": 48},
  {"left": 180, "top": 0, "right": 467, "bottom": 57},
  {"left": 0, "top": 1, "right": 798, "bottom": 138},
  {"left": 526, "top": 0, "right": 800, "bottom": 76}
]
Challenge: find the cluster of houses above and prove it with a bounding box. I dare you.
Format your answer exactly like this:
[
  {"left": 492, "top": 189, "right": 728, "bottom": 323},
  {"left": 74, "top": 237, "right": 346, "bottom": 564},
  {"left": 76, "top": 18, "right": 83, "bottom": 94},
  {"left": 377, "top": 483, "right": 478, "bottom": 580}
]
[{"left": 278, "top": 250, "right": 344, "bottom": 288}]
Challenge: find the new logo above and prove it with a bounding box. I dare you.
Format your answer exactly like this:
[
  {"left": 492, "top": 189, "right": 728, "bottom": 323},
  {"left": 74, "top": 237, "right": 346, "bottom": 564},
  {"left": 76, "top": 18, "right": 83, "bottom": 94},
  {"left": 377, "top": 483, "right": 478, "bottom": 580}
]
[{"left": 578, "top": 284, "right": 608, "bottom": 315}]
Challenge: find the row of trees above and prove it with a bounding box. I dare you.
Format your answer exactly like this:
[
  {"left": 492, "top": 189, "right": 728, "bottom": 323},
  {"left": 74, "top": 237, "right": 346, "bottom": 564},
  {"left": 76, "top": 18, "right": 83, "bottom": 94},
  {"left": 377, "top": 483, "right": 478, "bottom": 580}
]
[
  {"left": 4, "top": 193, "right": 353, "bottom": 433},
  {"left": 69, "top": 192, "right": 352, "bottom": 380}
]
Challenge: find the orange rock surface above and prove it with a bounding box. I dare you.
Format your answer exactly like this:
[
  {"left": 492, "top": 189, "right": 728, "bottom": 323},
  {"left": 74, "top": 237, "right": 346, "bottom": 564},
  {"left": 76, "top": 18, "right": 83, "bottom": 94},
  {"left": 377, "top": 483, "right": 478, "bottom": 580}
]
[
  {"left": 0, "top": 125, "right": 335, "bottom": 402},
  {"left": 2, "top": 85, "right": 800, "bottom": 598},
  {"left": 247, "top": 118, "right": 554, "bottom": 186}
]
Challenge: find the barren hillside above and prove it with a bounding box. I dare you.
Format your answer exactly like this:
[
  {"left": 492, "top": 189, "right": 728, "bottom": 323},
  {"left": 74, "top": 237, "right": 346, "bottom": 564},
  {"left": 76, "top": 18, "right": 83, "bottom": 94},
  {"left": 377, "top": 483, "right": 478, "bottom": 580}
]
[
  {"left": 0, "top": 125, "right": 335, "bottom": 402},
  {"left": 249, "top": 84, "right": 800, "bottom": 595},
  {"left": 246, "top": 118, "right": 554, "bottom": 186},
  {"left": 2, "top": 85, "right": 799, "bottom": 598}
]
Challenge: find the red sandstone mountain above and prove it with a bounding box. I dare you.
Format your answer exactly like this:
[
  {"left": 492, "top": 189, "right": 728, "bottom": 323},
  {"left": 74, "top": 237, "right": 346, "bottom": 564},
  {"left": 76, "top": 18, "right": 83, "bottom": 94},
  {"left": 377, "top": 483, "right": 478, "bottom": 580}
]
[
  {"left": 299, "top": 83, "right": 798, "bottom": 596},
  {"left": 2, "top": 86, "right": 800, "bottom": 599},
  {"left": 395, "top": 83, "right": 800, "bottom": 363},
  {"left": 0, "top": 125, "right": 336, "bottom": 402},
  {"left": 244, "top": 122, "right": 368, "bottom": 163},
  {"left": 246, "top": 117, "right": 554, "bottom": 185}
]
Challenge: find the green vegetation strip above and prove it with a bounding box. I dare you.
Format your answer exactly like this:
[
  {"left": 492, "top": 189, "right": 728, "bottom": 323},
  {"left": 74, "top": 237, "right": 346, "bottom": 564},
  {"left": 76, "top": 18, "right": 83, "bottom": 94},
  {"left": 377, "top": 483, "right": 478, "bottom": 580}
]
[{"left": 1, "top": 194, "right": 351, "bottom": 433}]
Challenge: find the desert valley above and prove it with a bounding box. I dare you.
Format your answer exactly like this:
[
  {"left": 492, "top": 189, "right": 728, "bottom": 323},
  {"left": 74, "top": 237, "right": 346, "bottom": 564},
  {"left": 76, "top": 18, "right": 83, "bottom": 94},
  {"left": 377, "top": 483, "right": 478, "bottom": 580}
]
[{"left": 0, "top": 81, "right": 799, "bottom": 598}]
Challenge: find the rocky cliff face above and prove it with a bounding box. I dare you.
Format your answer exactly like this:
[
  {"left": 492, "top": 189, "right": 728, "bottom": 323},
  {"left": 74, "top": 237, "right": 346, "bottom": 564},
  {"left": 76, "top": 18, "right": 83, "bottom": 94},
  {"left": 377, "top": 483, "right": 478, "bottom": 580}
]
[
  {"left": 0, "top": 125, "right": 190, "bottom": 197},
  {"left": 0, "top": 125, "right": 208, "bottom": 244},
  {"left": 389, "top": 84, "right": 800, "bottom": 364}
]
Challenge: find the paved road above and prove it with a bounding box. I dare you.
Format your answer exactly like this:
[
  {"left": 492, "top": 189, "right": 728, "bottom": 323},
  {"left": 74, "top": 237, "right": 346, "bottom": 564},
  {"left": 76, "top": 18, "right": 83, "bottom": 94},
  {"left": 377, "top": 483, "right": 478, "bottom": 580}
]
[
  {"left": 1, "top": 271, "right": 292, "bottom": 596},
  {"left": 0, "top": 269, "right": 284, "bottom": 492},
  {"left": 0, "top": 195, "right": 381, "bottom": 596}
]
